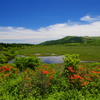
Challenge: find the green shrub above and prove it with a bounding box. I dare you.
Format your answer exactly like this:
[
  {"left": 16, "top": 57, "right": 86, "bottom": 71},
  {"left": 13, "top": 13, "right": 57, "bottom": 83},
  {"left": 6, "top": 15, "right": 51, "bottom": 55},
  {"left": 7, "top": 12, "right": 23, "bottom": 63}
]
[
  {"left": 64, "top": 54, "right": 80, "bottom": 70},
  {"left": 14, "top": 57, "right": 42, "bottom": 71},
  {"left": 0, "top": 54, "right": 7, "bottom": 64}
]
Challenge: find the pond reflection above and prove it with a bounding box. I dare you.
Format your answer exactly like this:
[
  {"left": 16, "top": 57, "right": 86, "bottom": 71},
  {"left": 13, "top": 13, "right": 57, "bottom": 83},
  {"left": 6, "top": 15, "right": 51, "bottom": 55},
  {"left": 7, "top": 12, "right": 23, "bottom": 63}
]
[{"left": 38, "top": 56, "right": 64, "bottom": 64}]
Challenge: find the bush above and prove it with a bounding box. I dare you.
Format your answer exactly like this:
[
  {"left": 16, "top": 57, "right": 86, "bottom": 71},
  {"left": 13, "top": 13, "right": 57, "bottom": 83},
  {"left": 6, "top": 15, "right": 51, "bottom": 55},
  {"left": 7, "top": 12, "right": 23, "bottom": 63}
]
[
  {"left": 0, "top": 54, "right": 7, "bottom": 64},
  {"left": 64, "top": 54, "right": 80, "bottom": 70},
  {"left": 14, "top": 57, "right": 42, "bottom": 71}
]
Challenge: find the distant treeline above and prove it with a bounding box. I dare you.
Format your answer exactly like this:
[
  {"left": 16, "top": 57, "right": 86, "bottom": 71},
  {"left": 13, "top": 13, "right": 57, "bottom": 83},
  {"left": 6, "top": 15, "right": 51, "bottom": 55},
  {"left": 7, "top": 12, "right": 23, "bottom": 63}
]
[
  {"left": 0, "top": 36, "right": 100, "bottom": 48},
  {"left": 0, "top": 43, "right": 34, "bottom": 48}
]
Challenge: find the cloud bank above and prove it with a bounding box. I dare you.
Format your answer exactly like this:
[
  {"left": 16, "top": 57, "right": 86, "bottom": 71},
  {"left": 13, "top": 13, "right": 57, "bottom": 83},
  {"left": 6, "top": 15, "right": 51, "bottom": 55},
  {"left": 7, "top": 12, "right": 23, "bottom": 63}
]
[{"left": 0, "top": 15, "right": 100, "bottom": 44}]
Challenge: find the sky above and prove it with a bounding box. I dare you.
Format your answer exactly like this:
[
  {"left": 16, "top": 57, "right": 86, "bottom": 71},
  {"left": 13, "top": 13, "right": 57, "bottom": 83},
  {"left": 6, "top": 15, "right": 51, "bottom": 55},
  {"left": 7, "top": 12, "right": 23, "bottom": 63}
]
[{"left": 0, "top": 0, "right": 100, "bottom": 44}]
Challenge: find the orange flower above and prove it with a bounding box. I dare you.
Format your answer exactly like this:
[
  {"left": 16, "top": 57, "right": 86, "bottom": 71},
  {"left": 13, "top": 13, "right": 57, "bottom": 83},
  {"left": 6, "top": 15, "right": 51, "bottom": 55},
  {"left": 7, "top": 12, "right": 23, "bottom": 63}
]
[
  {"left": 68, "top": 67, "right": 73, "bottom": 69},
  {"left": 81, "top": 82, "right": 88, "bottom": 86},
  {"left": 4, "top": 73, "right": 10, "bottom": 77},
  {"left": 91, "top": 71, "right": 97, "bottom": 73},
  {"left": 79, "top": 67, "right": 83, "bottom": 69},
  {"left": 15, "top": 71, "right": 19, "bottom": 73},
  {"left": 97, "top": 72, "right": 100, "bottom": 74},
  {"left": 25, "top": 70, "right": 28, "bottom": 73},
  {"left": 86, "top": 77, "right": 91, "bottom": 80},
  {"left": 41, "top": 65, "right": 48, "bottom": 67},
  {"left": 25, "top": 77, "right": 31, "bottom": 80},
  {"left": 28, "top": 84, "right": 32, "bottom": 86},
  {"left": 1, "top": 71, "right": 5, "bottom": 73},
  {"left": 41, "top": 65, "right": 45, "bottom": 67},
  {"left": 40, "top": 69, "right": 44, "bottom": 71},
  {"left": 0, "top": 67, "right": 3, "bottom": 70},
  {"left": 50, "top": 75, "right": 53, "bottom": 80},
  {"left": 69, "top": 76, "right": 75, "bottom": 79},
  {"left": 91, "top": 71, "right": 100, "bottom": 74},
  {"left": 73, "top": 74, "right": 84, "bottom": 80},
  {"left": 52, "top": 71, "right": 55, "bottom": 73},
  {"left": 68, "top": 67, "right": 75, "bottom": 72},
  {"left": 0, "top": 76, "right": 2, "bottom": 78}
]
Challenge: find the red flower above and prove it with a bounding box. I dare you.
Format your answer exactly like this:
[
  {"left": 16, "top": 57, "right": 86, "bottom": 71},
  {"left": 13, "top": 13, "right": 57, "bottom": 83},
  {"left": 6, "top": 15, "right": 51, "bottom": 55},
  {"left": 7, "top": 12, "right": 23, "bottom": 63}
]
[
  {"left": 4, "top": 68, "right": 10, "bottom": 71},
  {"left": 43, "top": 71, "right": 49, "bottom": 74}
]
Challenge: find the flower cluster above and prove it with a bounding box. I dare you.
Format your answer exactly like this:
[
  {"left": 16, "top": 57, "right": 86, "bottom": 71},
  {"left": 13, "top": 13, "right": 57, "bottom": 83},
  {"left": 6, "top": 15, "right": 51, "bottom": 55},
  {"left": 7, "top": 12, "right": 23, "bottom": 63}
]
[
  {"left": 69, "top": 74, "right": 84, "bottom": 80},
  {"left": 40, "top": 65, "right": 55, "bottom": 80},
  {"left": 0, "top": 64, "right": 19, "bottom": 78},
  {"left": 68, "top": 67, "right": 75, "bottom": 72},
  {"left": 81, "top": 82, "right": 88, "bottom": 86},
  {"left": 0, "top": 66, "right": 10, "bottom": 72},
  {"left": 91, "top": 70, "right": 100, "bottom": 74},
  {"left": 67, "top": 64, "right": 100, "bottom": 87}
]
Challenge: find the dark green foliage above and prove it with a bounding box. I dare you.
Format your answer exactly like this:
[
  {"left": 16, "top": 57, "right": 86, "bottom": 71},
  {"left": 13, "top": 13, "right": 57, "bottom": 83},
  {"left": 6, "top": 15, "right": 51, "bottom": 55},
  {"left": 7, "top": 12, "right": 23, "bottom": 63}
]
[
  {"left": 0, "top": 43, "right": 33, "bottom": 48},
  {"left": 0, "top": 45, "right": 5, "bottom": 51},
  {"left": 14, "top": 57, "right": 42, "bottom": 71},
  {"left": 40, "top": 36, "right": 84, "bottom": 45}
]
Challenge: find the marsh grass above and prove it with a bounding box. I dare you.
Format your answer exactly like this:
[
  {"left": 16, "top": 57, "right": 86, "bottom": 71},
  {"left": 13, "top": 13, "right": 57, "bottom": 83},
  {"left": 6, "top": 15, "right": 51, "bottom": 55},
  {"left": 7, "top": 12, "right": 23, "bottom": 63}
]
[{"left": 19, "top": 45, "right": 100, "bottom": 61}]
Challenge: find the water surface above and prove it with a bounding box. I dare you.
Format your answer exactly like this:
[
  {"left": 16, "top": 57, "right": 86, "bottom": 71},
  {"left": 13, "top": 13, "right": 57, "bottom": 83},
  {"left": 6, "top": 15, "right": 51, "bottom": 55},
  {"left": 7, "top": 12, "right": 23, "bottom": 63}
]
[
  {"left": 38, "top": 56, "right": 64, "bottom": 64},
  {"left": 8, "top": 55, "right": 96, "bottom": 64}
]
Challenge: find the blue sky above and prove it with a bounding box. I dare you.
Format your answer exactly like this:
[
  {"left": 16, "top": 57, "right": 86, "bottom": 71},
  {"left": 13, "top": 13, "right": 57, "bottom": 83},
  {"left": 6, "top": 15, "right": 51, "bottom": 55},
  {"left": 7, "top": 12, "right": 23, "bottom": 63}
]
[{"left": 0, "top": 0, "right": 100, "bottom": 44}]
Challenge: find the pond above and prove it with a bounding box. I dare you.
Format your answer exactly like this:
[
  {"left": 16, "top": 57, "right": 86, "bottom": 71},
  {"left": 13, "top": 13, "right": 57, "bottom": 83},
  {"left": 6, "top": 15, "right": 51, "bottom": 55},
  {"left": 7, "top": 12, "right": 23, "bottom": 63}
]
[
  {"left": 38, "top": 56, "right": 64, "bottom": 64},
  {"left": 8, "top": 55, "right": 64, "bottom": 64}
]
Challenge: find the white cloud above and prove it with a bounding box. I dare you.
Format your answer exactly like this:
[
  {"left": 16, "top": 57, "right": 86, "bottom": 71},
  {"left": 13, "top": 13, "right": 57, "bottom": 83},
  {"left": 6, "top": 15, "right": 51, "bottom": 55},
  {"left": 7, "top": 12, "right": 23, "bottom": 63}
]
[
  {"left": 0, "top": 16, "right": 100, "bottom": 44},
  {"left": 80, "top": 15, "right": 100, "bottom": 22}
]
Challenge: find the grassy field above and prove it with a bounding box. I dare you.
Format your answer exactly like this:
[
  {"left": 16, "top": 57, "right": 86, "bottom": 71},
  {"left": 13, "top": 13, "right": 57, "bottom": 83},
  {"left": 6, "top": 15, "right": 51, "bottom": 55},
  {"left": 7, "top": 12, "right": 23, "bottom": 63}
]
[{"left": 19, "top": 45, "right": 100, "bottom": 61}]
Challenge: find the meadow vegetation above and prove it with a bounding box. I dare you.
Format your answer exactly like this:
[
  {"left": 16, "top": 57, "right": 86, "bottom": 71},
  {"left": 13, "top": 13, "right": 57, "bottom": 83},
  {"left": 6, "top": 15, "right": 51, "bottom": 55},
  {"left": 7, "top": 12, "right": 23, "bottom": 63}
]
[{"left": 0, "top": 54, "right": 100, "bottom": 100}]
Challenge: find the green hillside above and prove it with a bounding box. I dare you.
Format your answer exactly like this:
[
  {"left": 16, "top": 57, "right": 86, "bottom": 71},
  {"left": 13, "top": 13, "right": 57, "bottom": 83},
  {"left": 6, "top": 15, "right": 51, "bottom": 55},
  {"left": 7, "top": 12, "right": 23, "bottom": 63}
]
[{"left": 40, "top": 36, "right": 100, "bottom": 45}]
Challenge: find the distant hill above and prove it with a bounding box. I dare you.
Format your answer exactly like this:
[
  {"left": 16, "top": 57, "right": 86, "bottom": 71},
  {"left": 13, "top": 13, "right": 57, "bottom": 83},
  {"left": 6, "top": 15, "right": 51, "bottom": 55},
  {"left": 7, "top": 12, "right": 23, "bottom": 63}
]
[{"left": 40, "top": 36, "right": 100, "bottom": 45}]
